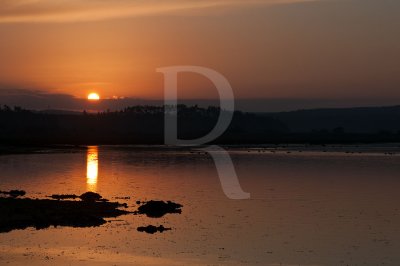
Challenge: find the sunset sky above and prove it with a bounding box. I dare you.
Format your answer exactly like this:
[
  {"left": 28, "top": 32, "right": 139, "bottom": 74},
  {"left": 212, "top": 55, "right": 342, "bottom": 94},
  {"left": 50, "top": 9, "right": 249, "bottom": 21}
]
[{"left": 0, "top": 0, "right": 399, "bottom": 111}]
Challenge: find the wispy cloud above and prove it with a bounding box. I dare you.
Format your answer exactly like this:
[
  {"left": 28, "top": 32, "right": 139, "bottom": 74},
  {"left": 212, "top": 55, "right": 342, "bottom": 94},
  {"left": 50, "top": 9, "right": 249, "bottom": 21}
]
[{"left": 0, "top": 0, "right": 318, "bottom": 23}]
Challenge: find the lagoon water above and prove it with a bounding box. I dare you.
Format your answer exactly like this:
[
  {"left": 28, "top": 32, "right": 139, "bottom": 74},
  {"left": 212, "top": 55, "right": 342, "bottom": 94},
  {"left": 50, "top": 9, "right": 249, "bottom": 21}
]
[{"left": 0, "top": 145, "right": 400, "bottom": 265}]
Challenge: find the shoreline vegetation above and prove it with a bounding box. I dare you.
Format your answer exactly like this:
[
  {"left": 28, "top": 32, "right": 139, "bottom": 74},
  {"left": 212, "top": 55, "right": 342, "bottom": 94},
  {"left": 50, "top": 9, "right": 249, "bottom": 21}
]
[
  {"left": 0, "top": 191, "right": 183, "bottom": 234},
  {"left": 0, "top": 105, "right": 400, "bottom": 145}
]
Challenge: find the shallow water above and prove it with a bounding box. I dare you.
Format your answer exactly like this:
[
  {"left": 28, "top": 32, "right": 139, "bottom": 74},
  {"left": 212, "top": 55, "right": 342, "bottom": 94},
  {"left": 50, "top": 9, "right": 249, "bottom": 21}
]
[{"left": 1, "top": 145, "right": 400, "bottom": 265}]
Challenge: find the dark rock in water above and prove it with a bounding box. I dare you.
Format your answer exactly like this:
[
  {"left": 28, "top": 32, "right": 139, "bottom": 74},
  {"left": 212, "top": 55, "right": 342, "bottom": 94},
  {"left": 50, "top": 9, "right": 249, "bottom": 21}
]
[
  {"left": 79, "top": 192, "right": 102, "bottom": 202},
  {"left": 0, "top": 197, "right": 130, "bottom": 233},
  {"left": 49, "top": 192, "right": 125, "bottom": 206},
  {"left": 49, "top": 192, "right": 106, "bottom": 202},
  {"left": 134, "top": 200, "right": 182, "bottom": 218},
  {"left": 49, "top": 194, "right": 79, "bottom": 200},
  {"left": 137, "top": 225, "right": 171, "bottom": 234},
  {"left": 0, "top": 190, "right": 26, "bottom": 198}
]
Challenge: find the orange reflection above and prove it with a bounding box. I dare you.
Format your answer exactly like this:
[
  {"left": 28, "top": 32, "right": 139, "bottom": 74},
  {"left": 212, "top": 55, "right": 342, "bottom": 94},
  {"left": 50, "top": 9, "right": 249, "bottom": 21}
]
[{"left": 86, "top": 146, "right": 98, "bottom": 192}]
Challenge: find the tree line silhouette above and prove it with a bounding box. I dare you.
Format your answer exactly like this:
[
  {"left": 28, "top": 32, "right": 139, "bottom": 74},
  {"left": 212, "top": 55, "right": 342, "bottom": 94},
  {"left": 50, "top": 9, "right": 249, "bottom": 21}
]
[
  {"left": 1, "top": 104, "right": 400, "bottom": 145},
  {"left": 0, "top": 105, "right": 287, "bottom": 145}
]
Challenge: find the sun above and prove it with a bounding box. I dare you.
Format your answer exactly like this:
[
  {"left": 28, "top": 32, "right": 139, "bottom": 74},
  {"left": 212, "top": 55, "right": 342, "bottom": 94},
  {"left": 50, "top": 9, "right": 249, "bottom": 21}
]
[{"left": 88, "top": 93, "right": 100, "bottom": 101}]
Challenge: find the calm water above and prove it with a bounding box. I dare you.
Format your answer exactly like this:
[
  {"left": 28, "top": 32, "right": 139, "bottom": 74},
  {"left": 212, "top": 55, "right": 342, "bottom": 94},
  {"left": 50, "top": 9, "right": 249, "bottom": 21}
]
[{"left": 1, "top": 146, "right": 400, "bottom": 265}]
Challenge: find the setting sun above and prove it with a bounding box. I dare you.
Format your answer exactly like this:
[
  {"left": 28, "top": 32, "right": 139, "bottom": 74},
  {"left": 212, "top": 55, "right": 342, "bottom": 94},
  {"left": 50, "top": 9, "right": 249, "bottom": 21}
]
[{"left": 88, "top": 93, "right": 100, "bottom": 101}]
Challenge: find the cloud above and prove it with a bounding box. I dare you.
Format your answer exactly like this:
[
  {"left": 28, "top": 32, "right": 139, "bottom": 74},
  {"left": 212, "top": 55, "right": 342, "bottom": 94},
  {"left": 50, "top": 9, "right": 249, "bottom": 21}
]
[
  {"left": 2, "top": 88, "right": 400, "bottom": 113},
  {"left": 0, "top": 88, "right": 82, "bottom": 110},
  {"left": 0, "top": 0, "right": 319, "bottom": 23}
]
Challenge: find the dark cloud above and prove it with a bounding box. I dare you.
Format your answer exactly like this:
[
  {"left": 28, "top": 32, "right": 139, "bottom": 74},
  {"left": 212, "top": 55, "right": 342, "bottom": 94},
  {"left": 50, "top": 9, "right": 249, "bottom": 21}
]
[
  {"left": 0, "top": 87, "right": 160, "bottom": 111},
  {"left": 0, "top": 88, "right": 82, "bottom": 110},
  {"left": 1, "top": 88, "right": 400, "bottom": 113}
]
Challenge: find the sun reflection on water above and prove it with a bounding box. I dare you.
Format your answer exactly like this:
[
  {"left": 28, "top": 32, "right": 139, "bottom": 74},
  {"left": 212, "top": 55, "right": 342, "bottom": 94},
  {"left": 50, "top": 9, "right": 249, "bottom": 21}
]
[{"left": 86, "top": 146, "right": 98, "bottom": 192}]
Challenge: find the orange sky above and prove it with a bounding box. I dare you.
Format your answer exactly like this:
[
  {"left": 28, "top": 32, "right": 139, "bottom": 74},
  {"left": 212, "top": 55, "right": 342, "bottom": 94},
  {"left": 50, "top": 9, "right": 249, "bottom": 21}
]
[{"left": 0, "top": 0, "right": 399, "bottom": 103}]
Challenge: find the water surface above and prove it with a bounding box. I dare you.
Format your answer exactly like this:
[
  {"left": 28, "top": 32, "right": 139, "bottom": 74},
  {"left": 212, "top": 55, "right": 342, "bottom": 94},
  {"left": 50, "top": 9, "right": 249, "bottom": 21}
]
[{"left": 0, "top": 145, "right": 400, "bottom": 265}]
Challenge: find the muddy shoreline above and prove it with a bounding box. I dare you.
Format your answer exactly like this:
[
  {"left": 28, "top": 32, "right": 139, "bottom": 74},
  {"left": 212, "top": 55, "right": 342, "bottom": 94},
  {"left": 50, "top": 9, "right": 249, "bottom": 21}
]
[{"left": 0, "top": 191, "right": 183, "bottom": 234}]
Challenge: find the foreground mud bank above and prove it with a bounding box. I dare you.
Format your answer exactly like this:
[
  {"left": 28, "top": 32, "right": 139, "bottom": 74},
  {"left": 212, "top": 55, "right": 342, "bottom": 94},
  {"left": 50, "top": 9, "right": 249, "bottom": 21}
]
[
  {"left": 0, "top": 197, "right": 129, "bottom": 233},
  {"left": 0, "top": 191, "right": 183, "bottom": 234}
]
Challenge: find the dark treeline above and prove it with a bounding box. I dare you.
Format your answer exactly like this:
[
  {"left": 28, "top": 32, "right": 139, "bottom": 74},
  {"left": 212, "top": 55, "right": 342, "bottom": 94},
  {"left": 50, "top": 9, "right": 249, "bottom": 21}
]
[
  {"left": 1, "top": 104, "right": 400, "bottom": 145},
  {"left": 0, "top": 105, "right": 287, "bottom": 145}
]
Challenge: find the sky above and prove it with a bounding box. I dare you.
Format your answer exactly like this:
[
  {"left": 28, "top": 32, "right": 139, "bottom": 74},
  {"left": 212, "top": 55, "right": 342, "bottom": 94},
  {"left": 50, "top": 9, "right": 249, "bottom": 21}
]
[{"left": 0, "top": 0, "right": 399, "bottom": 111}]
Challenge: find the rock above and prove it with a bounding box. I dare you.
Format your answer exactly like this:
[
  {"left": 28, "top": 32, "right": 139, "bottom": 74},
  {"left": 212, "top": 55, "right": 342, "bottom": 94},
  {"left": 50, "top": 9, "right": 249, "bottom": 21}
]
[
  {"left": 50, "top": 192, "right": 110, "bottom": 202},
  {"left": 79, "top": 192, "right": 102, "bottom": 202},
  {"left": 137, "top": 225, "right": 171, "bottom": 234},
  {"left": 0, "top": 196, "right": 130, "bottom": 233},
  {"left": 134, "top": 200, "right": 182, "bottom": 218},
  {"left": 49, "top": 194, "right": 79, "bottom": 200}
]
